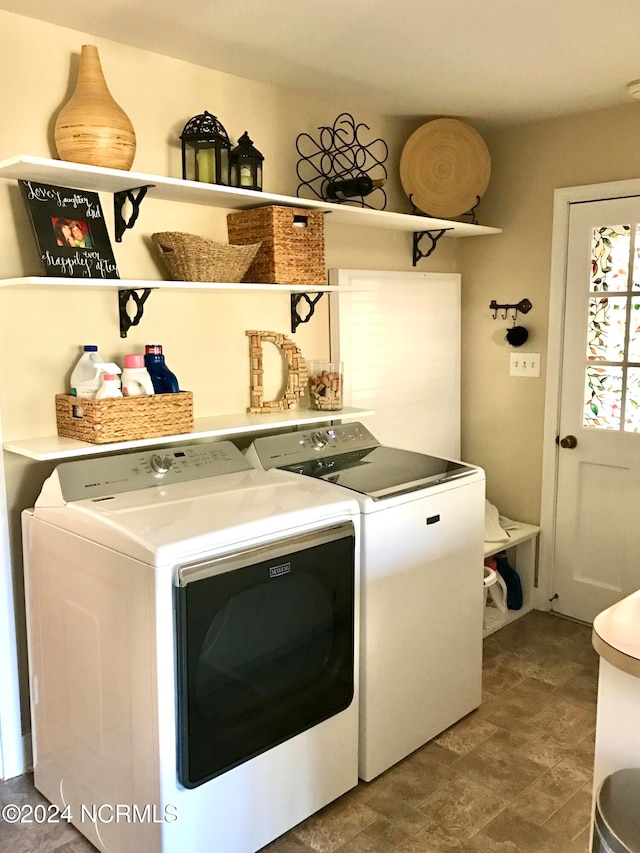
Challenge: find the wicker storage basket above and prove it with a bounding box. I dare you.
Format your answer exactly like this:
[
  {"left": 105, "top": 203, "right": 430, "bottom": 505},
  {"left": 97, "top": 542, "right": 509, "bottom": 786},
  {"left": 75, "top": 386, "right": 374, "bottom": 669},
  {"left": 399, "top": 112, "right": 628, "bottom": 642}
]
[
  {"left": 227, "top": 206, "right": 326, "bottom": 285},
  {"left": 55, "top": 391, "right": 194, "bottom": 444},
  {"left": 151, "top": 232, "right": 261, "bottom": 283}
]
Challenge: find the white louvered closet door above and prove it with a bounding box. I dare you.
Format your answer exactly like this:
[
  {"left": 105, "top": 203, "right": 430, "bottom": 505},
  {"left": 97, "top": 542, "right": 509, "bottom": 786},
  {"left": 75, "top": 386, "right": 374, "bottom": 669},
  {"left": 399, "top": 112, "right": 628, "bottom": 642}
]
[{"left": 328, "top": 269, "right": 461, "bottom": 458}]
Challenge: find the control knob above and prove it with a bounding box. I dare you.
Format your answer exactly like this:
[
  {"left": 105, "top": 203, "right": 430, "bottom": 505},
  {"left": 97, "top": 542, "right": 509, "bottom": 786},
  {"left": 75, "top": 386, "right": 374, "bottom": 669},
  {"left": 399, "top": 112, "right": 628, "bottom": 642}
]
[
  {"left": 310, "top": 430, "right": 328, "bottom": 449},
  {"left": 150, "top": 453, "right": 173, "bottom": 475}
]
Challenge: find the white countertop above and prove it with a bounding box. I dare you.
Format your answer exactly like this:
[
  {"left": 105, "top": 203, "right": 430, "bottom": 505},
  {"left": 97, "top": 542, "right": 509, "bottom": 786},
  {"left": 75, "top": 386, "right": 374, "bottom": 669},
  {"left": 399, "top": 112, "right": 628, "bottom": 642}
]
[{"left": 592, "top": 590, "right": 640, "bottom": 678}]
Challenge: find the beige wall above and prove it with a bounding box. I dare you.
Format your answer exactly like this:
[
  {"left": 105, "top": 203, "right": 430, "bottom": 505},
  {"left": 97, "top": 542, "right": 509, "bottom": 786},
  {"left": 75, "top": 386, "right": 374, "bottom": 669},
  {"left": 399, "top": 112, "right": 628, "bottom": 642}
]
[{"left": 460, "top": 103, "right": 640, "bottom": 523}]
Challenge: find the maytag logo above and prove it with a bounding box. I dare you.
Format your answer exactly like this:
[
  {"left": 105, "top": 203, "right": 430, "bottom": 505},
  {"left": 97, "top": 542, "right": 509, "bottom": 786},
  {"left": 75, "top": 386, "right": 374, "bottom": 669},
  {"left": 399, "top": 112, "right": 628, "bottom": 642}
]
[{"left": 269, "top": 562, "right": 291, "bottom": 579}]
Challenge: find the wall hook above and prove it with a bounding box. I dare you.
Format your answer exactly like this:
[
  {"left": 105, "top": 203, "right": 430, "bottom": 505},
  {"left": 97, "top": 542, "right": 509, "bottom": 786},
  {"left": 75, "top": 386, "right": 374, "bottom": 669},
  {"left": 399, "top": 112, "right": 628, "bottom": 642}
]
[{"left": 489, "top": 298, "right": 532, "bottom": 321}]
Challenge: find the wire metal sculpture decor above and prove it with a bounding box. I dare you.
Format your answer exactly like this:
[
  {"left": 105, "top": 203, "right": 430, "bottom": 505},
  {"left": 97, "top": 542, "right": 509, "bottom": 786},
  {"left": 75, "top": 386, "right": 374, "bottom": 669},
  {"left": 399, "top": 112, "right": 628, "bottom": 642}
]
[{"left": 295, "top": 113, "right": 388, "bottom": 210}]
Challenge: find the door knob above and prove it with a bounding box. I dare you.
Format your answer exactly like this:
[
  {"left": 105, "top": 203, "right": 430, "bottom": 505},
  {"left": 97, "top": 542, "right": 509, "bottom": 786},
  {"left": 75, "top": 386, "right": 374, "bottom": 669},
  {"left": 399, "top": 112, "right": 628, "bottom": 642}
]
[{"left": 559, "top": 435, "right": 577, "bottom": 449}]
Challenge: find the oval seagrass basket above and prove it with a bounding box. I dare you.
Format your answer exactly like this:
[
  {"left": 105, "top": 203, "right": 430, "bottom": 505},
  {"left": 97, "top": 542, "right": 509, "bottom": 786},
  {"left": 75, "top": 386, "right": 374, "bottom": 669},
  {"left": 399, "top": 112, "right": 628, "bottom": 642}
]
[{"left": 151, "top": 232, "right": 261, "bottom": 283}]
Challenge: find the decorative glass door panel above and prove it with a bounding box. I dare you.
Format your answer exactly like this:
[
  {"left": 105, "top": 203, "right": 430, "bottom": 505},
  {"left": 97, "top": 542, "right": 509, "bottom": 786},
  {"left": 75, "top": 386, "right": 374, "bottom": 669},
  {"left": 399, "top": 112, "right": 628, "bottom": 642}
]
[{"left": 584, "top": 223, "right": 640, "bottom": 430}]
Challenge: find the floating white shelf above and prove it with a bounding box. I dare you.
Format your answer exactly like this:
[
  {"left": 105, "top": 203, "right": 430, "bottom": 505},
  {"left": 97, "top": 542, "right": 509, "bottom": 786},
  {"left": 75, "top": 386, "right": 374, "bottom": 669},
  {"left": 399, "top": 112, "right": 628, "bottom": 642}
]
[
  {"left": 0, "top": 154, "right": 502, "bottom": 239},
  {"left": 0, "top": 276, "right": 342, "bottom": 293},
  {"left": 3, "top": 407, "right": 374, "bottom": 461}
]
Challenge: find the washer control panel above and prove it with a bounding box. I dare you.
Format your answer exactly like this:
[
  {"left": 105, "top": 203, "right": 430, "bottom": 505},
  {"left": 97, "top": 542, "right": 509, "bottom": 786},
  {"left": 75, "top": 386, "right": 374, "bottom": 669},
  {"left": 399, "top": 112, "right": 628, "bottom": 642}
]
[
  {"left": 249, "top": 422, "right": 380, "bottom": 469},
  {"left": 54, "top": 440, "right": 253, "bottom": 502}
]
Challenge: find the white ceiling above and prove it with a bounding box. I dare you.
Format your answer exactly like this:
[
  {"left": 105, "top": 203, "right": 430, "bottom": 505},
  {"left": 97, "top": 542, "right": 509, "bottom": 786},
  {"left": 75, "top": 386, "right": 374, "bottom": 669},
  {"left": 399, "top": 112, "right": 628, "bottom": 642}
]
[{"left": 3, "top": 0, "right": 640, "bottom": 129}]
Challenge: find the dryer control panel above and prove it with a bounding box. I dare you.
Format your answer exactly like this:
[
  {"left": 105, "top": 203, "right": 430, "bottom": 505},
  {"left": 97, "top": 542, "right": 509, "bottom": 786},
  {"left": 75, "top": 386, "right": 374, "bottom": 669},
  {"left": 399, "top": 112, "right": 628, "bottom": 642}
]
[
  {"left": 247, "top": 422, "right": 380, "bottom": 469},
  {"left": 46, "top": 440, "right": 253, "bottom": 503}
]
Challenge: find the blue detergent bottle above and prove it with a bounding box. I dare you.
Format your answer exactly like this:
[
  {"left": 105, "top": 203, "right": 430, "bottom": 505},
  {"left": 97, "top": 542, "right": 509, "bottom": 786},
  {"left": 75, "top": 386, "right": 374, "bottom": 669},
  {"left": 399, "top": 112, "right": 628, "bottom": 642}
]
[{"left": 144, "top": 344, "right": 180, "bottom": 394}]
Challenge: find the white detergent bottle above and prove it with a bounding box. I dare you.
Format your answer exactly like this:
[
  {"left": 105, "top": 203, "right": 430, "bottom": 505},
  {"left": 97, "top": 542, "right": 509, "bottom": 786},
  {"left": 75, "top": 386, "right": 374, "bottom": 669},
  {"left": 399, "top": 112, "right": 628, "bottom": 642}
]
[
  {"left": 94, "top": 363, "right": 123, "bottom": 399},
  {"left": 121, "top": 354, "right": 155, "bottom": 396},
  {"left": 69, "top": 345, "right": 105, "bottom": 398}
]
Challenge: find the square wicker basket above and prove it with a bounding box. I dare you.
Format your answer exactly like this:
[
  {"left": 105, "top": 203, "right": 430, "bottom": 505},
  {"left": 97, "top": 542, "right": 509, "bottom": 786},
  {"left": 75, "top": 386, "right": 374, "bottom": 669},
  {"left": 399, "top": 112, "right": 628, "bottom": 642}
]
[
  {"left": 55, "top": 392, "right": 194, "bottom": 444},
  {"left": 227, "top": 205, "right": 326, "bottom": 285}
]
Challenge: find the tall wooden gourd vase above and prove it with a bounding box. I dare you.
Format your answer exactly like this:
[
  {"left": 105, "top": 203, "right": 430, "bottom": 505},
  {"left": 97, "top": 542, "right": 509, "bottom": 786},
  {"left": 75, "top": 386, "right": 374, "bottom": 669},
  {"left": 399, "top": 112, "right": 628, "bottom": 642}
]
[{"left": 54, "top": 45, "right": 136, "bottom": 171}]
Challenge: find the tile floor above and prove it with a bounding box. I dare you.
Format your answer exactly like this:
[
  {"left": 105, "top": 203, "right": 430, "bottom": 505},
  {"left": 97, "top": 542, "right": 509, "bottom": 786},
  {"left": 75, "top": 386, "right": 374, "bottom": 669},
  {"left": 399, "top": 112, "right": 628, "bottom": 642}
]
[{"left": 0, "top": 610, "right": 598, "bottom": 852}]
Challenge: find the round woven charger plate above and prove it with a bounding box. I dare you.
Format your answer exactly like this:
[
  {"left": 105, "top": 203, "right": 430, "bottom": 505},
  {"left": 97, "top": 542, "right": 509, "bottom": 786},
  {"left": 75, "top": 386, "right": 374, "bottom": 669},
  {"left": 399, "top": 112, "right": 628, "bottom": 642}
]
[{"left": 399, "top": 118, "right": 491, "bottom": 218}]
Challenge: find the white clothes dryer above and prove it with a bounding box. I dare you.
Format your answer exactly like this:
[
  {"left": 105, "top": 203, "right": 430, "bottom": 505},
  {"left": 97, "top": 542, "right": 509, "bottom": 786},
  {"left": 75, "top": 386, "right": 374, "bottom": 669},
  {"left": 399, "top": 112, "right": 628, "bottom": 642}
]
[
  {"left": 22, "top": 440, "right": 360, "bottom": 853},
  {"left": 245, "top": 422, "right": 486, "bottom": 782}
]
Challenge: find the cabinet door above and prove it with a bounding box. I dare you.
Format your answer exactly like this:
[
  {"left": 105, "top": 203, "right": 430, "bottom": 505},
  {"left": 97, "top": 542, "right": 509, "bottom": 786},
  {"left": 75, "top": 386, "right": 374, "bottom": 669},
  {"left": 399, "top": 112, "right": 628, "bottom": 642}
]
[{"left": 329, "top": 269, "right": 461, "bottom": 458}]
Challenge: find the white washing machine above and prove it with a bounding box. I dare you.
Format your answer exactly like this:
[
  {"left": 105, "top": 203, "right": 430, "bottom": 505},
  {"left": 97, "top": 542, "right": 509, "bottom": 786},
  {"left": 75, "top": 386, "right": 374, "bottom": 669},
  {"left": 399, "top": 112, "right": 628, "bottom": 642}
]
[
  {"left": 245, "top": 422, "right": 485, "bottom": 782},
  {"left": 22, "top": 440, "right": 361, "bottom": 853}
]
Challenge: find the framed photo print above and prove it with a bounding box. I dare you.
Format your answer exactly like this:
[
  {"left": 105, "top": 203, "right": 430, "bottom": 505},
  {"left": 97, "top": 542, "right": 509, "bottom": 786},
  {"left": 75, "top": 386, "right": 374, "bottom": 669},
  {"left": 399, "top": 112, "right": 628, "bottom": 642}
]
[{"left": 19, "top": 180, "right": 119, "bottom": 279}]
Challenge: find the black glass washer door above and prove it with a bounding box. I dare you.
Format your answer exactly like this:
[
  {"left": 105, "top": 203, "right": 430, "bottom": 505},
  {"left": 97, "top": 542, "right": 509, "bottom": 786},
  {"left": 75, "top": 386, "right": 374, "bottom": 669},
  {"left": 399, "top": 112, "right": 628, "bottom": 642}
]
[
  {"left": 283, "top": 446, "right": 475, "bottom": 499},
  {"left": 176, "top": 522, "right": 355, "bottom": 788}
]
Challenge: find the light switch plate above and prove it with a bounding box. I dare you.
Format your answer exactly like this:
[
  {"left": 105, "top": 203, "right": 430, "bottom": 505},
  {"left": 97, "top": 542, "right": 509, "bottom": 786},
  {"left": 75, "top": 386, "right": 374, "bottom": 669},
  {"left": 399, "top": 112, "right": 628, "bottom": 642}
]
[{"left": 510, "top": 352, "right": 541, "bottom": 377}]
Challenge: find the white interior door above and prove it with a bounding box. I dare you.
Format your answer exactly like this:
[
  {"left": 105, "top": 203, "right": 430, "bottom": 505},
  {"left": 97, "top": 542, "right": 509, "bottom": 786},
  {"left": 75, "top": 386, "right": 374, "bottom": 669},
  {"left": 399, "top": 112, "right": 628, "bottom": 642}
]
[
  {"left": 328, "top": 269, "right": 461, "bottom": 459},
  {"left": 552, "top": 196, "right": 640, "bottom": 622}
]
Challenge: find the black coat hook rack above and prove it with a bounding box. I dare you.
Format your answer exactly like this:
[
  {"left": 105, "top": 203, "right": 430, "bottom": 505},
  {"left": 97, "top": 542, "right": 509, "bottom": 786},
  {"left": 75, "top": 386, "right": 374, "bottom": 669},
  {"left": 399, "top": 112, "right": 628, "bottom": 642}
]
[{"left": 489, "top": 298, "right": 532, "bottom": 321}]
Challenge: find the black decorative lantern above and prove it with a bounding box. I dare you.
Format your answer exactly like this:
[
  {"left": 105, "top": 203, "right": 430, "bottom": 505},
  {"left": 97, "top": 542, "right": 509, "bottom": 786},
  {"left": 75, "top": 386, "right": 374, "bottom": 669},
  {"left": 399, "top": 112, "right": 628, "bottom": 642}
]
[
  {"left": 180, "top": 111, "right": 231, "bottom": 185},
  {"left": 229, "top": 131, "right": 264, "bottom": 191}
]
